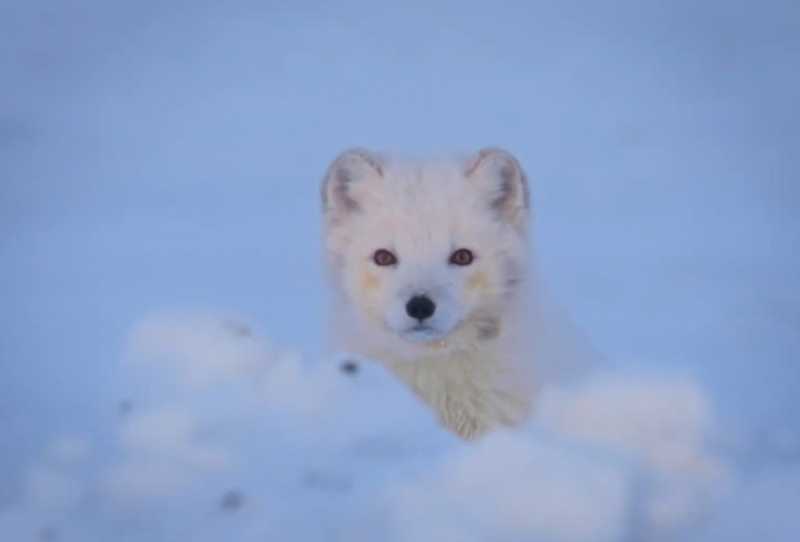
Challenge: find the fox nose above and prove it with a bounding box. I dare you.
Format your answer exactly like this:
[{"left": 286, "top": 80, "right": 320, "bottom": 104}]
[{"left": 406, "top": 295, "right": 436, "bottom": 321}]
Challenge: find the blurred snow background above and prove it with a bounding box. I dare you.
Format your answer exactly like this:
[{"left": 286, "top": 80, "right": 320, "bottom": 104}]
[{"left": 1, "top": 0, "right": 799, "bottom": 540}]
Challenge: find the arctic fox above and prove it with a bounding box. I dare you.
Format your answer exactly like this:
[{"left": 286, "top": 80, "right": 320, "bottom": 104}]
[{"left": 321, "top": 148, "right": 534, "bottom": 439}]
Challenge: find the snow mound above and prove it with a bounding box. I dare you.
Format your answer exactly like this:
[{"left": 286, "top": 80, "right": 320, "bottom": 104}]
[{"left": 0, "top": 312, "right": 739, "bottom": 541}]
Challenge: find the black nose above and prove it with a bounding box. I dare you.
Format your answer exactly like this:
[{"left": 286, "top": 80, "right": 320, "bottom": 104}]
[{"left": 406, "top": 295, "right": 436, "bottom": 321}]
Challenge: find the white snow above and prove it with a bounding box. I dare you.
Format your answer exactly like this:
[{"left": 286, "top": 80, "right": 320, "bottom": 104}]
[{"left": 0, "top": 314, "right": 734, "bottom": 541}]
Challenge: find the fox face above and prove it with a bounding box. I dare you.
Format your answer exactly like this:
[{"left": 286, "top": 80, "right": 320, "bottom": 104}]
[{"left": 322, "top": 148, "right": 530, "bottom": 357}]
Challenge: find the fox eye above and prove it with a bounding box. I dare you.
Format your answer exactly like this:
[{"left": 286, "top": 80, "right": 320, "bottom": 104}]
[
  {"left": 449, "top": 248, "right": 474, "bottom": 266},
  {"left": 373, "top": 249, "right": 397, "bottom": 266}
]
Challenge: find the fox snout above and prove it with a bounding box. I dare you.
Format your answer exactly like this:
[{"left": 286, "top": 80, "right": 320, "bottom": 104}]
[{"left": 406, "top": 295, "right": 436, "bottom": 322}]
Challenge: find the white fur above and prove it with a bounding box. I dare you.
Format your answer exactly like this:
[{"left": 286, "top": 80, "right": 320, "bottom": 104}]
[{"left": 322, "top": 148, "right": 533, "bottom": 439}]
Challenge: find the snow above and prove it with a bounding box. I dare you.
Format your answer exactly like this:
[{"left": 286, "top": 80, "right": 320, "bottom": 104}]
[
  {"left": 0, "top": 315, "right": 729, "bottom": 540},
  {"left": 2, "top": 0, "right": 799, "bottom": 540}
]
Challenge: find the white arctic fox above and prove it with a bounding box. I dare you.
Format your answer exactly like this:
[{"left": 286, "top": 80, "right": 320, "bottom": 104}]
[{"left": 321, "top": 148, "right": 537, "bottom": 439}]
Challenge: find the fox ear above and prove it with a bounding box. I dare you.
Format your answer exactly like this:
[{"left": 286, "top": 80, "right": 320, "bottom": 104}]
[
  {"left": 321, "top": 148, "right": 383, "bottom": 222},
  {"left": 465, "top": 148, "right": 530, "bottom": 230}
]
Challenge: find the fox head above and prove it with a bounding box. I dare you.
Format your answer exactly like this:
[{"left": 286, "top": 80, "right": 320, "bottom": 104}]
[{"left": 322, "top": 148, "right": 530, "bottom": 359}]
